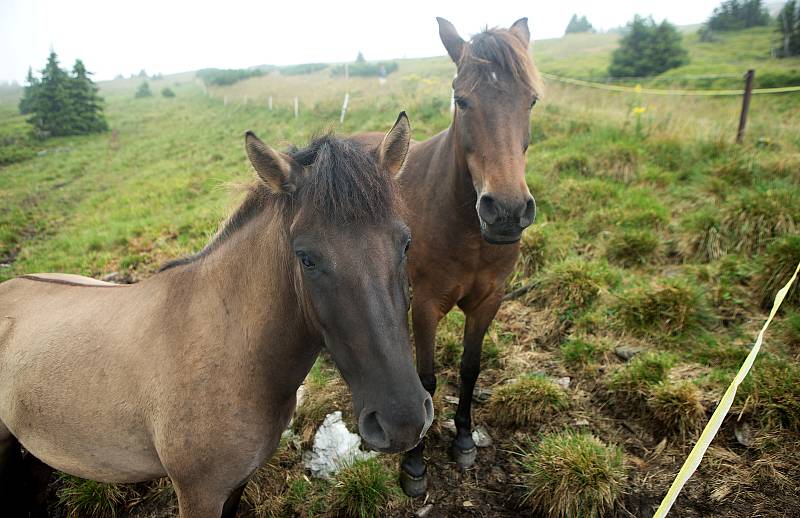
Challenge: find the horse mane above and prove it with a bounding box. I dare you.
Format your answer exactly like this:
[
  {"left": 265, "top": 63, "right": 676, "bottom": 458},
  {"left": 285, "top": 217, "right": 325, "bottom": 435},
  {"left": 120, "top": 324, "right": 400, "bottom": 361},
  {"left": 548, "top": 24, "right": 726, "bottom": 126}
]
[
  {"left": 159, "top": 134, "right": 397, "bottom": 272},
  {"left": 459, "top": 27, "right": 543, "bottom": 96}
]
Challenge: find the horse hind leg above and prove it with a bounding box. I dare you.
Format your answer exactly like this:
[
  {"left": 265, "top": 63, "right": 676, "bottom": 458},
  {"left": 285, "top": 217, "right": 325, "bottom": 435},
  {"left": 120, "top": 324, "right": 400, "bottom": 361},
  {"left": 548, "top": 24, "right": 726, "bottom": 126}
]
[
  {"left": 0, "top": 422, "right": 26, "bottom": 517},
  {"left": 21, "top": 451, "right": 53, "bottom": 518}
]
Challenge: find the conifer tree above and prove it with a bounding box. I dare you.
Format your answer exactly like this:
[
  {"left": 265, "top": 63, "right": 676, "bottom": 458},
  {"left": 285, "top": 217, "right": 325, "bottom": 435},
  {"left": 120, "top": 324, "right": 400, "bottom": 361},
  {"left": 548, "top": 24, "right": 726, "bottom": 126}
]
[
  {"left": 18, "top": 67, "right": 39, "bottom": 115},
  {"left": 69, "top": 59, "right": 108, "bottom": 133}
]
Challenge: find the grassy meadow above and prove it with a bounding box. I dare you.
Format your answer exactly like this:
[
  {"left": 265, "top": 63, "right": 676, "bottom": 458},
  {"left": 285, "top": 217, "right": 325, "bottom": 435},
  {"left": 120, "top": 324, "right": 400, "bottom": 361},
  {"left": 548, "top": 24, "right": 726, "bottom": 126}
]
[{"left": 1, "top": 24, "right": 800, "bottom": 517}]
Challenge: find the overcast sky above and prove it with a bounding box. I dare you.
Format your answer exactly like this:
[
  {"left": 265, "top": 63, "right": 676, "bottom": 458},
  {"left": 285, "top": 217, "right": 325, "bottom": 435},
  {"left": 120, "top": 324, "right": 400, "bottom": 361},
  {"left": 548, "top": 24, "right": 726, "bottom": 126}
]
[{"left": 1, "top": 0, "right": 729, "bottom": 83}]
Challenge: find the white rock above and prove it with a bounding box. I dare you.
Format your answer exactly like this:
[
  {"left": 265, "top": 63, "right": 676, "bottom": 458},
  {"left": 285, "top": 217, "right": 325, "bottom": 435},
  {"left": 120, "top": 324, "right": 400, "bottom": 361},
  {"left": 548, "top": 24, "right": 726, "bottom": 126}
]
[
  {"left": 472, "top": 425, "right": 492, "bottom": 448},
  {"left": 553, "top": 377, "right": 571, "bottom": 389},
  {"left": 302, "top": 411, "right": 375, "bottom": 479}
]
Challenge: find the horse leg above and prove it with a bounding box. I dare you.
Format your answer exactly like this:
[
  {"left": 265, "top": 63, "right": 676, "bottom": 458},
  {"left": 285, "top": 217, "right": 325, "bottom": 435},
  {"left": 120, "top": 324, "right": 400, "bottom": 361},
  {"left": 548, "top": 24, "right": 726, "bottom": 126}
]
[
  {"left": 399, "top": 297, "right": 443, "bottom": 497},
  {"left": 452, "top": 296, "right": 501, "bottom": 469},
  {"left": 221, "top": 482, "right": 246, "bottom": 518},
  {"left": 21, "top": 452, "right": 53, "bottom": 518},
  {"left": 173, "top": 482, "right": 227, "bottom": 518},
  {"left": 0, "top": 424, "right": 25, "bottom": 517}
]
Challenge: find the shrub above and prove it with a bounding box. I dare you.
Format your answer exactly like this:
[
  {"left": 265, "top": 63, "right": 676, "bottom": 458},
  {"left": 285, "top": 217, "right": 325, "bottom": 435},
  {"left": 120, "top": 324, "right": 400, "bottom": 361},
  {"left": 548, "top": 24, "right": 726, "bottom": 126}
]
[
  {"left": 519, "top": 432, "right": 626, "bottom": 518},
  {"left": 196, "top": 68, "right": 263, "bottom": 86},
  {"left": 161, "top": 87, "right": 175, "bottom": 98},
  {"left": 647, "top": 381, "right": 705, "bottom": 437},
  {"left": 489, "top": 375, "right": 570, "bottom": 427},
  {"left": 609, "top": 16, "right": 689, "bottom": 77},
  {"left": 135, "top": 81, "right": 152, "bottom": 98},
  {"left": 328, "top": 459, "right": 401, "bottom": 518}
]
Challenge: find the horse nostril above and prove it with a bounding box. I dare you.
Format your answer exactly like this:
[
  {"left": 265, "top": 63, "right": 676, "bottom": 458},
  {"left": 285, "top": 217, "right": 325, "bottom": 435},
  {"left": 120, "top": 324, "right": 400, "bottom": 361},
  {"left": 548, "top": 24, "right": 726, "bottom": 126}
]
[
  {"left": 359, "top": 410, "right": 390, "bottom": 450},
  {"left": 520, "top": 196, "right": 536, "bottom": 228},
  {"left": 421, "top": 395, "right": 434, "bottom": 438},
  {"left": 478, "top": 194, "right": 499, "bottom": 225}
]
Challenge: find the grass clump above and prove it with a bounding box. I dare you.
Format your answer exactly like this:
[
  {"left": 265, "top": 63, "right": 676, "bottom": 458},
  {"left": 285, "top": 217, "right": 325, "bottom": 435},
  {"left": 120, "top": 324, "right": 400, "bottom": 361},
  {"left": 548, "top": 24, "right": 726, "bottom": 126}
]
[
  {"left": 561, "top": 338, "right": 606, "bottom": 370},
  {"left": 755, "top": 235, "right": 800, "bottom": 310},
  {"left": 608, "top": 351, "right": 674, "bottom": 404},
  {"left": 519, "top": 431, "right": 626, "bottom": 518},
  {"left": 292, "top": 362, "right": 350, "bottom": 445},
  {"left": 615, "top": 278, "right": 710, "bottom": 339},
  {"left": 56, "top": 475, "right": 131, "bottom": 518},
  {"left": 328, "top": 458, "right": 401, "bottom": 518},
  {"left": 719, "top": 188, "right": 798, "bottom": 256},
  {"left": 680, "top": 208, "right": 725, "bottom": 262},
  {"left": 489, "top": 375, "right": 570, "bottom": 427},
  {"left": 737, "top": 354, "right": 800, "bottom": 431},
  {"left": 530, "top": 258, "right": 618, "bottom": 316},
  {"left": 779, "top": 311, "right": 800, "bottom": 351},
  {"left": 517, "top": 222, "right": 577, "bottom": 277},
  {"left": 647, "top": 381, "right": 705, "bottom": 438},
  {"left": 605, "top": 228, "right": 659, "bottom": 267}
]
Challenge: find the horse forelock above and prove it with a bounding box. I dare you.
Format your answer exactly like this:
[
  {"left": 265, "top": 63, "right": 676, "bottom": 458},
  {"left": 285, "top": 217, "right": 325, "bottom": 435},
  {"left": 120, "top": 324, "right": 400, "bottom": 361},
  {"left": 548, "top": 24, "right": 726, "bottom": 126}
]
[{"left": 460, "top": 27, "right": 543, "bottom": 97}]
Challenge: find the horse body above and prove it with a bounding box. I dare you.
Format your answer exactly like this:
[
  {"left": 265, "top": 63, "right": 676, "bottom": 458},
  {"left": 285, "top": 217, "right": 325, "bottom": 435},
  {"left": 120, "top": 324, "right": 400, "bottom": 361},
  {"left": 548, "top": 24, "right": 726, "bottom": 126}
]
[
  {"left": 354, "top": 19, "right": 541, "bottom": 496},
  {"left": 0, "top": 115, "right": 432, "bottom": 517}
]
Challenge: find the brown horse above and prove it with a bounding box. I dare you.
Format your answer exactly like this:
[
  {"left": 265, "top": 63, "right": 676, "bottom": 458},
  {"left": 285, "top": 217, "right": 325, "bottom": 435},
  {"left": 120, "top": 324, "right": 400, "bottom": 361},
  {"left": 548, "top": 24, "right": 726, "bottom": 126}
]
[
  {"left": 352, "top": 18, "right": 542, "bottom": 496},
  {"left": 0, "top": 113, "right": 434, "bottom": 517}
]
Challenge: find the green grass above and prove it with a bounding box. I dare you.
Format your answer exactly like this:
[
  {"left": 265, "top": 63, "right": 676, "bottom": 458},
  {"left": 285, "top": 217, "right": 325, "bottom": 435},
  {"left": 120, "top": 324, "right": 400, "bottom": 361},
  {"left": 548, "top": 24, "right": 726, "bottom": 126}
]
[
  {"left": 519, "top": 432, "right": 626, "bottom": 518},
  {"left": 2, "top": 20, "right": 800, "bottom": 516},
  {"left": 608, "top": 352, "right": 675, "bottom": 405},
  {"left": 56, "top": 475, "right": 131, "bottom": 518}
]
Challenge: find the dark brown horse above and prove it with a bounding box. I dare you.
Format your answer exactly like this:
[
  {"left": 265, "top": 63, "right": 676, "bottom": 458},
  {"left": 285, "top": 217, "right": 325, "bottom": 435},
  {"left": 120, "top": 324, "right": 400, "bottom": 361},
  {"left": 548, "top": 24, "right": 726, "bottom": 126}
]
[
  {"left": 353, "top": 18, "right": 542, "bottom": 496},
  {"left": 0, "top": 114, "right": 433, "bottom": 517}
]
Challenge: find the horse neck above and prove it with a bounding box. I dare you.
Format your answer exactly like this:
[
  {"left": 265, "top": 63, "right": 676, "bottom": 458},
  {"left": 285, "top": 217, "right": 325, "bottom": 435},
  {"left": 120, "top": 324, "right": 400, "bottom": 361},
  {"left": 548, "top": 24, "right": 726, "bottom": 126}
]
[
  {"left": 168, "top": 208, "right": 322, "bottom": 395},
  {"left": 435, "top": 122, "right": 482, "bottom": 229}
]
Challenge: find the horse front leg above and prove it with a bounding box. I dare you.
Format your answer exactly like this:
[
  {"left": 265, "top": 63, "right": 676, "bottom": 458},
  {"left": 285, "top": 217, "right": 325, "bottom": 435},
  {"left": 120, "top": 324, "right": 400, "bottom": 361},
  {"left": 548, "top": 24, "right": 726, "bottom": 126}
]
[
  {"left": 399, "top": 296, "right": 444, "bottom": 498},
  {"left": 452, "top": 295, "right": 501, "bottom": 469}
]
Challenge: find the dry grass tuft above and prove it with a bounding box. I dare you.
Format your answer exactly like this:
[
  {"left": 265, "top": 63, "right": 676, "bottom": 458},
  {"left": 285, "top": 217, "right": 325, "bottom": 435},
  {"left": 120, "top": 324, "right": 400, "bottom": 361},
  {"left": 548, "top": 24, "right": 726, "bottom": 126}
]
[
  {"left": 527, "top": 258, "right": 617, "bottom": 315},
  {"left": 647, "top": 381, "right": 706, "bottom": 438},
  {"left": 489, "top": 375, "right": 570, "bottom": 427},
  {"left": 517, "top": 222, "right": 578, "bottom": 277},
  {"left": 519, "top": 431, "right": 626, "bottom": 518}
]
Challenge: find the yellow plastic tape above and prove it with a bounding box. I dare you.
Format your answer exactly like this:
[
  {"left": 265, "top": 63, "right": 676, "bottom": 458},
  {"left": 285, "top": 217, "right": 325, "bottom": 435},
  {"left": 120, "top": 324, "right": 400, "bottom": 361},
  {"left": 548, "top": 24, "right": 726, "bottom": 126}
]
[
  {"left": 542, "top": 73, "right": 800, "bottom": 96},
  {"left": 653, "top": 260, "right": 800, "bottom": 517}
]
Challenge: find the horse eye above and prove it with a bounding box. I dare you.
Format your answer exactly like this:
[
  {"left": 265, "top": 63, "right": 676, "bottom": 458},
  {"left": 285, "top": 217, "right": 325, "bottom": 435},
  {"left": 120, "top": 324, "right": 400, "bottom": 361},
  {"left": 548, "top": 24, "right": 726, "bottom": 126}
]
[
  {"left": 530, "top": 99, "right": 537, "bottom": 109},
  {"left": 297, "top": 252, "right": 315, "bottom": 270},
  {"left": 403, "top": 238, "right": 412, "bottom": 256},
  {"left": 455, "top": 97, "right": 468, "bottom": 110}
]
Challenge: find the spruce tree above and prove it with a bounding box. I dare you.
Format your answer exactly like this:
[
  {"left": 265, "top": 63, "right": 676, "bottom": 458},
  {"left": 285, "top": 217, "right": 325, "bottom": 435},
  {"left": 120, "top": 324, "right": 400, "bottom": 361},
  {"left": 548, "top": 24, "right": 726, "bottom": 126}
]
[
  {"left": 29, "top": 51, "right": 73, "bottom": 137},
  {"left": 777, "top": 0, "right": 800, "bottom": 57},
  {"left": 18, "top": 67, "right": 39, "bottom": 115},
  {"left": 609, "top": 16, "right": 689, "bottom": 77},
  {"left": 69, "top": 59, "right": 108, "bottom": 133}
]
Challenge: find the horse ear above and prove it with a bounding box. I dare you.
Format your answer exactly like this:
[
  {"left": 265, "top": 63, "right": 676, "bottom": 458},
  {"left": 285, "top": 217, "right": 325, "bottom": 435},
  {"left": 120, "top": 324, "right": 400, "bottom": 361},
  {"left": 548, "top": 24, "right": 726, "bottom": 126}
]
[
  {"left": 437, "top": 17, "right": 465, "bottom": 64},
  {"left": 509, "top": 17, "right": 530, "bottom": 44},
  {"left": 379, "top": 112, "right": 411, "bottom": 176},
  {"left": 245, "top": 131, "right": 300, "bottom": 194}
]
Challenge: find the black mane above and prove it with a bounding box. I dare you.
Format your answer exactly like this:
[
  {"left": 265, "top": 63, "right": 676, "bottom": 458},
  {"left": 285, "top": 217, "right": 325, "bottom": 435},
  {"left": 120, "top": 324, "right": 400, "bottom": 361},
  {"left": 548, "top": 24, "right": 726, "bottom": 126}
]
[{"left": 159, "top": 134, "right": 397, "bottom": 272}]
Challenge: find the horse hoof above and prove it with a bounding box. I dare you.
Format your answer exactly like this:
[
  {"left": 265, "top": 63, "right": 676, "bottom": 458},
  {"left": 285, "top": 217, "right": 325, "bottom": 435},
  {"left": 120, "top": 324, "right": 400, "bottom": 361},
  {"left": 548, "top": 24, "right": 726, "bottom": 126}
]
[
  {"left": 451, "top": 444, "right": 477, "bottom": 470},
  {"left": 399, "top": 468, "right": 428, "bottom": 497}
]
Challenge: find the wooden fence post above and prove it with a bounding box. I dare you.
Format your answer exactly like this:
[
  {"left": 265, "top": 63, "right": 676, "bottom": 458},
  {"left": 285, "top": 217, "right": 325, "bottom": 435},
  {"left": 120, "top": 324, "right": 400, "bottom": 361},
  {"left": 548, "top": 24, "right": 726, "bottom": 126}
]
[
  {"left": 268, "top": 96, "right": 273, "bottom": 110},
  {"left": 736, "top": 69, "right": 755, "bottom": 144},
  {"left": 294, "top": 97, "right": 299, "bottom": 118}
]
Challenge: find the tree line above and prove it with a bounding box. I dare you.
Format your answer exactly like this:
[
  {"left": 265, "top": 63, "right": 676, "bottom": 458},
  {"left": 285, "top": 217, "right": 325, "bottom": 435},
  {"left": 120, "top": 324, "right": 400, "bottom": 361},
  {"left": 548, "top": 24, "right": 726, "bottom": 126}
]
[{"left": 19, "top": 51, "right": 107, "bottom": 138}]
